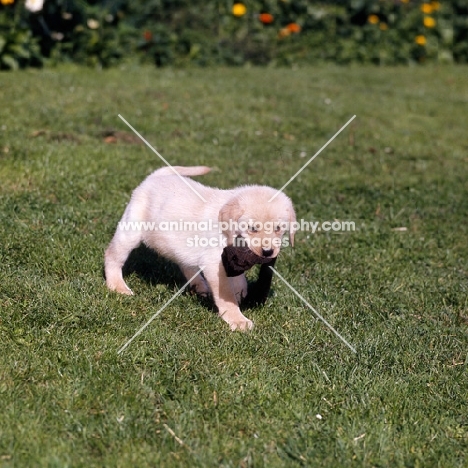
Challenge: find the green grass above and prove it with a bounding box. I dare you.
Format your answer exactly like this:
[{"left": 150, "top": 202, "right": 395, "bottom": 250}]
[{"left": 0, "top": 63, "right": 467, "bottom": 467}]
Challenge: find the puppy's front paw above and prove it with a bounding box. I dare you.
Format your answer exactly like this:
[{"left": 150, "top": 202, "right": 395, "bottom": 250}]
[
  {"left": 118, "top": 286, "right": 134, "bottom": 296},
  {"left": 220, "top": 310, "right": 254, "bottom": 331},
  {"left": 229, "top": 318, "right": 254, "bottom": 332},
  {"left": 107, "top": 281, "right": 134, "bottom": 295}
]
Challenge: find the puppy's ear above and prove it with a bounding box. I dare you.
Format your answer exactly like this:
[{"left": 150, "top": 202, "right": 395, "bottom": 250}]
[
  {"left": 219, "top": 197, "right": 244, "bottom": 244},
  {"left": 288, "top": 201, "right": 297, "bottom": 247}
]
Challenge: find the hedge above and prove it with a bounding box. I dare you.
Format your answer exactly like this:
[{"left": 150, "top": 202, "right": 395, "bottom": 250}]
[{"left": 1, "top": 0, "right": 467, "bottom": 70}]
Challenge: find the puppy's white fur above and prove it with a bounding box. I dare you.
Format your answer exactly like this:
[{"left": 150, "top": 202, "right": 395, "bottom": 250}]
[{"left": 105, "top": 166, "right": 296, "bottom": 331}]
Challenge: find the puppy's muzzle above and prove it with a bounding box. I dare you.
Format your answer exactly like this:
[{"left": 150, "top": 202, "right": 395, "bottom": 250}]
[{"left": 262, "top": 248, "right": 274, "bottom": 257}]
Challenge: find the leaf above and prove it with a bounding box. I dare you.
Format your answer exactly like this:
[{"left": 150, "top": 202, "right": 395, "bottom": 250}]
[
  {"left": 10, "top": 44, "right": 31, "bottom": 59},
  {"left": 0, "top": 36, "right": 6, "bottom": 54},
  {"left": 1, "top": 55, "right": 19, "bottom": 70}
]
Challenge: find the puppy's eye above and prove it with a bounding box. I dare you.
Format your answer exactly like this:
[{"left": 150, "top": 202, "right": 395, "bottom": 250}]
[{"left": 248, "top": 225, "right": 258, "bottom": 233}]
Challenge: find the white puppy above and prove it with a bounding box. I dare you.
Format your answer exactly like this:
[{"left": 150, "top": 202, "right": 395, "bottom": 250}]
[{"left": 105, "top": 166, "right": 295, "bottom": 331}]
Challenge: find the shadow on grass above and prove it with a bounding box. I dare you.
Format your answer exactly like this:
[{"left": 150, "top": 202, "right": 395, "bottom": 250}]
[
  {"left": 117, "top": 244, "right": 274, "bottom": 312},
  {"left": 122, "top": 244, "right": 184, "bottom": 289}
]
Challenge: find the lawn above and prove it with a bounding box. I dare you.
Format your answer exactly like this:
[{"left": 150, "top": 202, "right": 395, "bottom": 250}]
[{"left": 0, "top": 63, "right": 467, "bottom": 467}]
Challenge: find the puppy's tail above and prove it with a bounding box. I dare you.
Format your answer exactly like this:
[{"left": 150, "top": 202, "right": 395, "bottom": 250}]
[{"left": 153, "top": 166, "right": 211, "bottom": 177}]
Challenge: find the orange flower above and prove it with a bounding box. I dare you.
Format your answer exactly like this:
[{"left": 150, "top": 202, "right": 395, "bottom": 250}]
[
  {"left": 379, "top": 22, "right": 388, "bottom": 31},
  {"left": 259, "top": 13, "right": 274, "bottom": 24},
  {"left": 278, "top": 28, "right": 291, "bottom": 39},
  {"left": 421, "top": 3, "right": 433, "bottom": 14},
  {"left": 431, "top": 1, "right": 441, "bottom": 10},
  {"left": 143, "top": 30, "right": 152, "bottom": 41},
  {"left": 232, "top": 3, "right": 246, "bottom": 17},
  {"left": 368, "top": 14, "right": 379, "bottom": 25},
  {"left": 0, "top": 0, "right": 14, "bottom": 5},
  {"left": 424, "top": 16, "right": 436, "bottom": 28},
  {"left": 286, "top": 23, "right": 301, "bottom": 33},
  {"left": 415, "top": 35, "right": 427, "bottom": 46}
]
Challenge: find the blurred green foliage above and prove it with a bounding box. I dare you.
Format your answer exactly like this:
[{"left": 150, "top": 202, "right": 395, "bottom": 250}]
[{"left": 0, "top": 0, "right": 467, "bottom": 69}]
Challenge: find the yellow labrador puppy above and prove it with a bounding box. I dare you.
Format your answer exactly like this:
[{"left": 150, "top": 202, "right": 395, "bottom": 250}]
[{"left": 105, "top": 166, "right": 295, "bottom": 331}]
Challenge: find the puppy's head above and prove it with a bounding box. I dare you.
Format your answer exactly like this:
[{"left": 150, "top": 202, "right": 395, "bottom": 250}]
[{"left": 219, "top": 186, "right": 296, "bottom": 258}]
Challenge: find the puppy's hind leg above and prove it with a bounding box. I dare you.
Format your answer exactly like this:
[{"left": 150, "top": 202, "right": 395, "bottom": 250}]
[
  {"left": 105, "top": 228, "right": 142, "bottom": 295},
  {"left": 230, "top": 274, "right": 247, "bottom": 305},
  {"left": 180, "top": 265, "right": 211, "bottom": 297}
]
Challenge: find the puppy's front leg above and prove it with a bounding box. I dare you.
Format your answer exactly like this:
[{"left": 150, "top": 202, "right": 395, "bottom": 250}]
[{"left": 203, "top": 264, "right": 253, "bottom": 331}]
